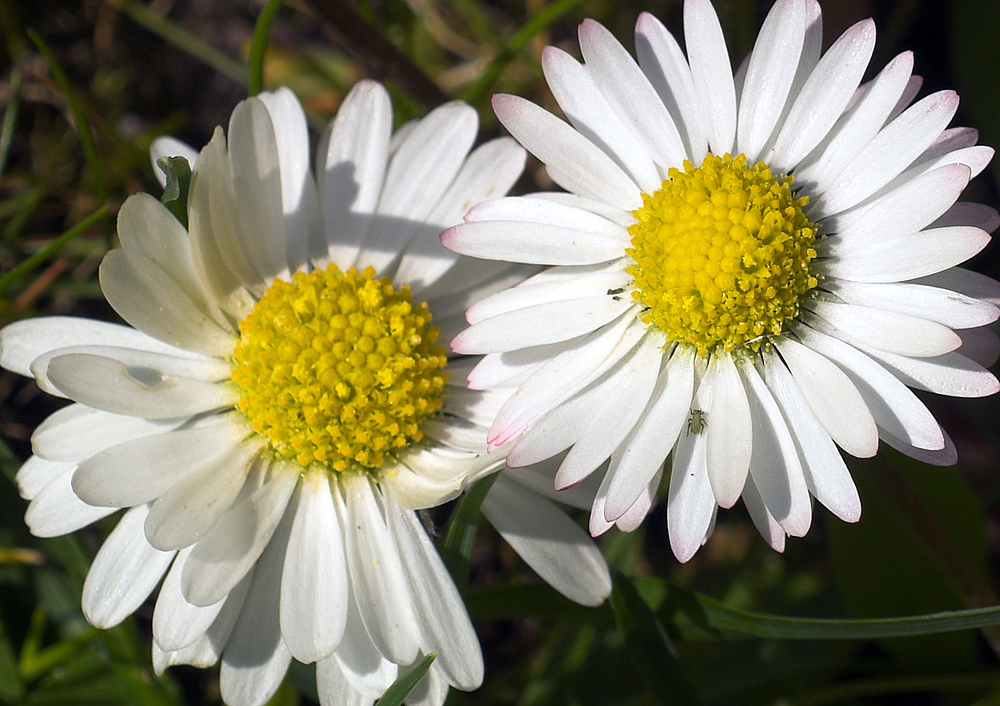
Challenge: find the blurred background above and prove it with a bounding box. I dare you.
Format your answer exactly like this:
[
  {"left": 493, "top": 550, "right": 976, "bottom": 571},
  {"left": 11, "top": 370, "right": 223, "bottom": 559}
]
[{"left": 2, "top": 0, "right": 1000, "bottom": 704}]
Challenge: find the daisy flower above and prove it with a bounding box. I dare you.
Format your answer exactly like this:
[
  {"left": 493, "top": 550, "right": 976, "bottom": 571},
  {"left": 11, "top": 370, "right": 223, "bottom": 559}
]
[
  {"left": 441, "top": 0, "right": 1000, "bottom": 561},
  {"left": 1, "top": 81, "right": 610, "bottom": 706}
]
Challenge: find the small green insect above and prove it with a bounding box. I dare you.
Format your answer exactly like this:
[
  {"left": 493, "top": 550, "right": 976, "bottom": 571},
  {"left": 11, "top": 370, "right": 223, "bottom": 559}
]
[{"left": 687, "top": 408, "right": 708, "bottom": 435}]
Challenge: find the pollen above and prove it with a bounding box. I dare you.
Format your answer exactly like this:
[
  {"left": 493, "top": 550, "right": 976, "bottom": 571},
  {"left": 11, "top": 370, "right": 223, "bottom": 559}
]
[
  {"left": 627, "top": 153, "right": 818, "bottom": 355},
  {"left": 231, "top": 264, "right": 448, "bottom": 473}
]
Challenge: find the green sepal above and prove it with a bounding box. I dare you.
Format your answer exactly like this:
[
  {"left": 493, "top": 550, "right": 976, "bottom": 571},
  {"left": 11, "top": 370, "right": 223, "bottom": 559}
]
[{"left": 156, "top": 155, "right": 192, "bottom": 229}]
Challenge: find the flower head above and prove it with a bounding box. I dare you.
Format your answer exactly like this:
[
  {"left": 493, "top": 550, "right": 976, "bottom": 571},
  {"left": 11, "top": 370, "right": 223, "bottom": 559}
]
[
  {"left": 441, "top": 0, "right": 1000, "bottom": 561},
  {"left": 1, "top": 82, "right": 610, "bottom": 706}
]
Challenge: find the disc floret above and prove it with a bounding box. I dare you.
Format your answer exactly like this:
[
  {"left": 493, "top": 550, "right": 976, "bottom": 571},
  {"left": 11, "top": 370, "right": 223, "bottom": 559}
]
[
  {"left": 627, "top": 153, "right": 818, "bottom": 355},
  {"left": 231, "top": 265, "right": 447, "bottom": 473}
]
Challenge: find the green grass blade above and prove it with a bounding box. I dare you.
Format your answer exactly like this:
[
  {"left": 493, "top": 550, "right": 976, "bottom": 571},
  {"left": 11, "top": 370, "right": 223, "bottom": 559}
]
[
  {"left": 104, "top": 0, "right": 249, "bottom": 85},
  {"left": 0, "top": 68, "right": 22, "bottom": 181},
  {"left": 638, "top": 577, "right": 1000, "bottom": 640},
  {"left": 460, "top": 0, "right": 584, "bottom": 106},
  {"left": 27, "top": 30, "right": 107, "bottom": 204},
  {"left": 0, "top": 204, "right": 109, "bottom": 294},
  {"left": 610, "top": 574, "right": 704, "bottom": 705},
  {"left": 249, "top": 0, "right": 286, "bottom": 95},
  {"left": 376, "top": 653, "right": 435, "bottom": 706}
]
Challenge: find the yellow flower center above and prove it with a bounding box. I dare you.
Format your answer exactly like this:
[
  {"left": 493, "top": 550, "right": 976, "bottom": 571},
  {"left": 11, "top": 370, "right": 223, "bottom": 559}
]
[
  {"left": 231, "top": 264, "right": 448, "bottom": 473},
  {"left": 627, "top": 153, "right": 819, "bottom": 355}
]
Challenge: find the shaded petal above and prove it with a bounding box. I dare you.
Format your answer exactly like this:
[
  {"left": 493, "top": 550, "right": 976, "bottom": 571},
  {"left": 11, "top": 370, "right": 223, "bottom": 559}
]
[
  {"left": 181, "top": 465, "right": 297, "bottom": 606},
  {"left": 827, "top": 278, "right": 998, "bottom": 329},
  {"left": 482, "top": 474, "right": 611, "bottom": 607},
  {"left": 774, "top": 337, "right": 878, "bottom": 457},
  {"left": 32, "top": 404, "right": 182, "bottom": 462},
  {"left": 386, "top": 501, "right": 484, "bottom": 689},
  {"left": 16, "top": 455, "right": 75, "bottom": 500},
  {"left": 339, "top": 475, "right": 421, "bottom": 665},
  {"left": 25, "top": 470, "right": 115, "bottom": 536}
]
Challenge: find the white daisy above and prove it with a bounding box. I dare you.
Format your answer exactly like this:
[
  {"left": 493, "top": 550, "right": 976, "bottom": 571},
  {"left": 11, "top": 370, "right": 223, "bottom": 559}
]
[
  {"left": 1, "top": 81, "right": 610, "bottom": 706},
  {"left": 441, "top": 0, "right": 1000, "bottom": 562}
]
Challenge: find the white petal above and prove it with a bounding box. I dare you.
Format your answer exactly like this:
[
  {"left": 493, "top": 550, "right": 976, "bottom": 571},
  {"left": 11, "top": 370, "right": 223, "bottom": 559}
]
[
  {"left": 814, "top": 91, "right": 960, "bottom": 216},
  {"left": 738, "top": 358, "right": 811, "bottom": 537},
  {"left": 453, "top": 297, "right": 630, "bottom": 354},
  {"left": 359, "top": 102, "right": 478, "bottom": 273},
  {"left": 463, "top": 195, "right": 630, "bottom": 240},
  {"left": 15, "top": 455, "right": 75, "bottom": 500},
  {"left": 805, "top": 300, "right": 961, "bottom": 357},
  {"left": 506, "top": 380, "right": 606, "bottom": 468},
  {"left": 705, "top": 352, "right": 752, "bottom": 509},
  {"left": 554, "top": 334, "right": 662, "bottom": 490},
  {"left": 280, "top": 472, "right": 348, "bottom": 663},
  {"left": 181, "top": 466, "right": 297, "bottom": 606},
  {"left": 227, "top": 95, "right": 293, "bottom": 282},
  {"left": 24, "top": 470, "right": 115, "bottom": 537},
  {"left": 580, "top": 18, "right": 687, "bottom": 169},
  {"left": 831, "top": 163, "right": 970, "bottom": 244},
  {"left": 441, "top": 219, "right": 625, "bottom": 267},
  {"left": 685, "top": 0, "right": 736, "bottom": 156},
  {"left": 386, "top": 501, "right": 484, "bottom": 689},
  {"left": 339, "top": 475, "right": 421, "bottom": 665},
  {"left": 741, "top": 475, "right": 786, "bottom": 552},
  {"left": 605, "top": 346, "right": 694, "bottom": 518},
  {"left": 220, "top": 509, "right": 294, "bottom": 706},
  {"left": 819, "top": 225, "right": 990, "bottom": 283},
  {"left": 153, "top": 547, "right": 228, "bottom": 652},
  {"left": 542, "top": 46, "right": 660, "bottom": 192},
  {"left": 492, "top": 94, "right": 641, "bottom": 209},
  {"left": 848, "top": 344, "right": 999, "bottom": 398},
  {"left": 795, "top": 51, "right": 914, "bottom": 191},
  {"left": 827, "top": 279, "right": 998, "bottom": 329},
  {"left": 43, "top": 352, "right": 236, "bottom": 420},
  {"left": 797, "top": 326, "right": 943, "bottom": 450},
  {"left": 82, "top": 504, "right": 176, "bottom": 628},
  {"left": 324, "top": 591, "right": 397, "bottom": 700},
  {"left": 144, "top": 436, "right": 265, "bottom": 551},
  {"left": 482, "top": 474, "right": 611, "bottom": 607},
  {"left": 763, "top": 351, "right": 860, "bottom": 522},
  {"left": 319, "top": 80, "right": 392, "bottom": 270},
  {"left": 736, "top": 0, "right": 807, "bottom": 162},
  {"left": 774, "top": 337, "right": 878, "bottom": 457},
  {"left": 187, "top": 128, "right": 262, "bottom": 309},
  {"left": 31, "top": 404, "right": 181, "bottom": 462},
  {"left": 915, "top": 267, "right": 1000, "bottom": 307},
  {"left": 72, "top": 419, "right": 249, "bottom": 508},
  {"left": 487, "top": 315, "right": 639, "bottom": 449},
  {"left": 396, "top": 137, "right": 526, "bottom": 292},
  {"left": 0, "top": 316, "right": 200, "bottom": 384},
  {"left": 466, "top": 268, "right": 628, "bottom": 325},
  {"left": 769, "top": 18, "right": 875, "bottom": 170},
  {"left": 256, "top": 87, "right": 316, "bottom": 273},
  {"left": 99, "top": 250, "right": 236, "bottom": 357},
  {"left": 666, "top": 410, "right": 716, "bottom": 563},
  {"left": 635, "top": 12, "right": 708, "bottom": 160}
]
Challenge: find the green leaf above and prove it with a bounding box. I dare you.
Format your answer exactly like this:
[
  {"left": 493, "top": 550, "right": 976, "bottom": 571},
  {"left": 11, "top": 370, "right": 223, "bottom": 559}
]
[
  {"left": 440, "top": 473, "right": 498, "bottom": 592},
  {"left": 249, "top": 0, "right": 286, "bottom": 96},
  {"left": 828, "top": 458, "right": 987, "bottom": 667},
  {"left": 156, "top": 157, "right": 192, "bottom": 229},
  {"left": 610, "top": 573, "right": 704, "bottom": 705},
  {"left": 375, "top": 653, "right": 435, "bottom": 706}
]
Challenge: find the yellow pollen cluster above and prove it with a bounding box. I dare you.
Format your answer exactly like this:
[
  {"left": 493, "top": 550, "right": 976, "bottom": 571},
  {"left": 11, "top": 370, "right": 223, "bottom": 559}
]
[
  {"left": 627, "top": 153, "right": 818, "bottom": 355},
  {"left": 231, "top": 264, "right": 447, "bottom": 473}
]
